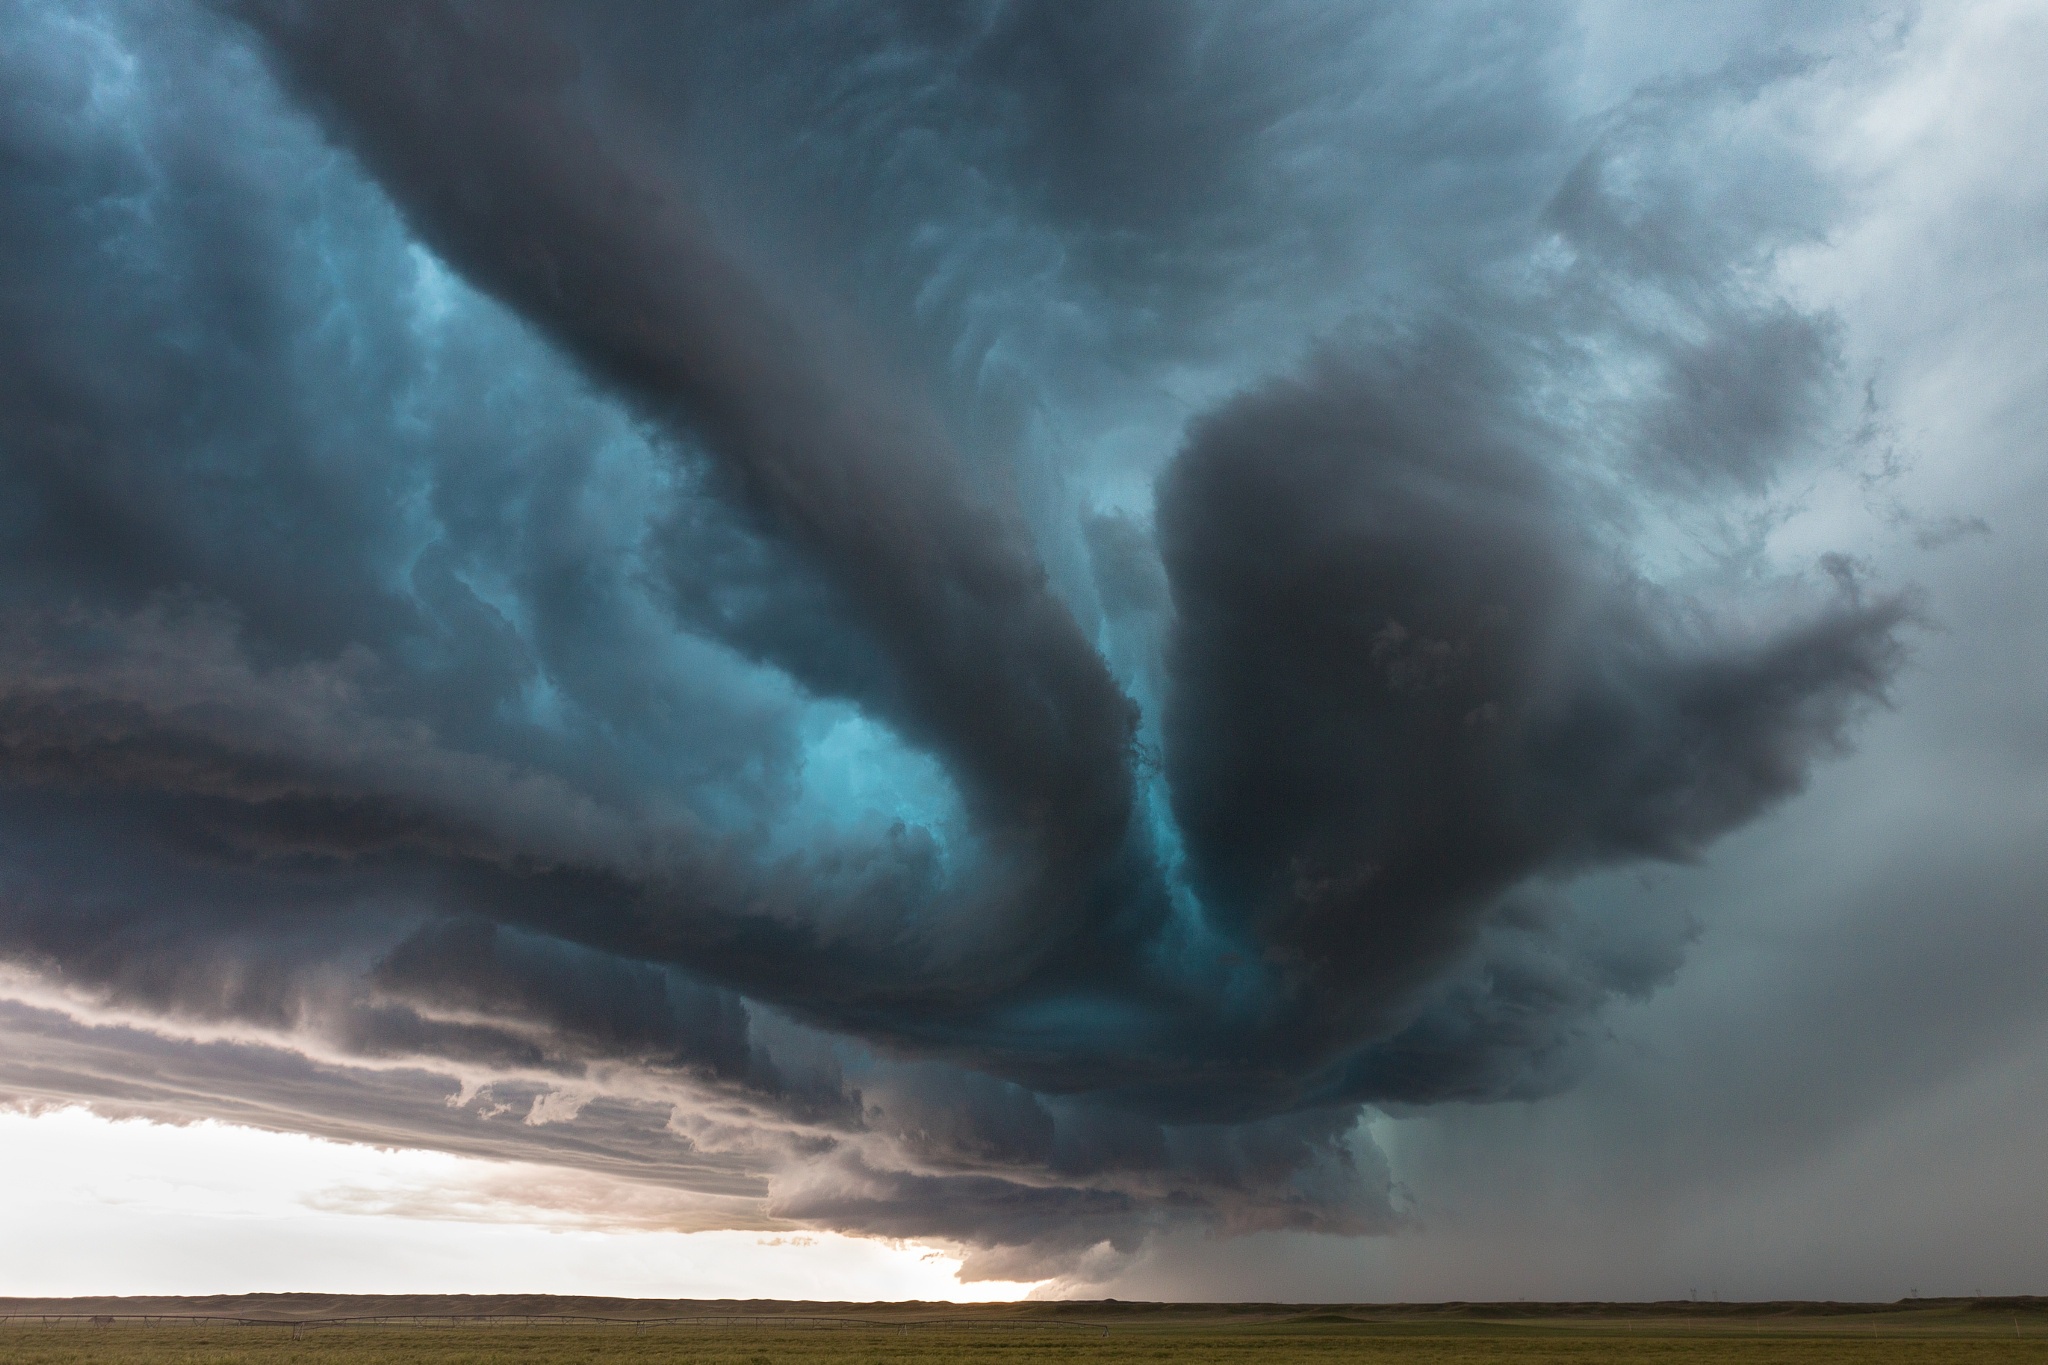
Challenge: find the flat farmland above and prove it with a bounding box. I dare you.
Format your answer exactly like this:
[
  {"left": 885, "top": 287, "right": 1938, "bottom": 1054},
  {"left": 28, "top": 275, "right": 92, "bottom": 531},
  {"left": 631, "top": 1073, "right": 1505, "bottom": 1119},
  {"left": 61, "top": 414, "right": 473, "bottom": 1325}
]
[{"left": 4, "top": 1297, "right": 2043, "bottom": 1365}]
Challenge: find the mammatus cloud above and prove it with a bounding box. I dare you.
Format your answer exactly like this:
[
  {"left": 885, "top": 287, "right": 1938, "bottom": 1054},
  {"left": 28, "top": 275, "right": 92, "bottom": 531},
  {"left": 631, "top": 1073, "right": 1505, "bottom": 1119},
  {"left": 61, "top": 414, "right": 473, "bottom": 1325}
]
[{"left": 0, "top": 0, "right": 1937, "bottom": 1280}]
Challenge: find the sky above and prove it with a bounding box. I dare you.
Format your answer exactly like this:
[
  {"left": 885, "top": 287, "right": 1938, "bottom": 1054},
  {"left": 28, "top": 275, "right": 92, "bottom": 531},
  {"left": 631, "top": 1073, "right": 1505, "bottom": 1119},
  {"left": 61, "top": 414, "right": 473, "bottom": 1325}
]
[{"left": 0, "top": 0, "right": 2043, "bottom": 1303}]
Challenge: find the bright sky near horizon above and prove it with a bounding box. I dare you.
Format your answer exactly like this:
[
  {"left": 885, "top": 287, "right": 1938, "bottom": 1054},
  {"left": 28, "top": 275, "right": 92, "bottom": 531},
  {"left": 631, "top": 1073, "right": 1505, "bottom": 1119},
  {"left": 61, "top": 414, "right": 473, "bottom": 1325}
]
[{"left": 0, "top": 1108, "right": 1039, "bottom": 1300}]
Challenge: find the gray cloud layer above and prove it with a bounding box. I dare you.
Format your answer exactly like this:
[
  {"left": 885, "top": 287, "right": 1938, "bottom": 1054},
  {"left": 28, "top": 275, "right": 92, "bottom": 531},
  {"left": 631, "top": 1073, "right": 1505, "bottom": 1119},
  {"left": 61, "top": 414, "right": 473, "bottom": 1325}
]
[{"left": 3, "top": 0, "right": 2027, "bottom": 1287}]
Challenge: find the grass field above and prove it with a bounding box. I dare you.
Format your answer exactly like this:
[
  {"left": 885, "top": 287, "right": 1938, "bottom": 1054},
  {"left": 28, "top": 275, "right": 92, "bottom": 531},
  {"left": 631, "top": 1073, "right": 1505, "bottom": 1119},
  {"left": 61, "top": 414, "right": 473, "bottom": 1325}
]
[{"left": 4, "top": 1298, "right": 2044, "bottom": 1365}]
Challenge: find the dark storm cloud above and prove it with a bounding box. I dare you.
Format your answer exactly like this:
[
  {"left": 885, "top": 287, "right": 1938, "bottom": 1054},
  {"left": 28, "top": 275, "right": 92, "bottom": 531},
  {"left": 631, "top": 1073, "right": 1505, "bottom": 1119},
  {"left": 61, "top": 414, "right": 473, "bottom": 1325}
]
[
  {"left": 772, "top": 1103, "right": 1393, "bottom": 1281},
  {"left": 1156, "top": 335, "right": 1908, "bottom": 1092},
  {"left": 237, "top": 0, "right": 1145, "bottom": 936},
  {"left": 0, "top": 0, "right": 1930, "bottom": 1271}
]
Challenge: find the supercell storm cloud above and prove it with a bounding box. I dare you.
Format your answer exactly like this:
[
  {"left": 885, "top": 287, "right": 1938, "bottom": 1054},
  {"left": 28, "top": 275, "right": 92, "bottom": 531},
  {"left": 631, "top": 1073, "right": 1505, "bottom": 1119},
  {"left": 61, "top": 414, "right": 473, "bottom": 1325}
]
[{"left": 0, "top": 0, "right": 1935, "bottom": 1280}]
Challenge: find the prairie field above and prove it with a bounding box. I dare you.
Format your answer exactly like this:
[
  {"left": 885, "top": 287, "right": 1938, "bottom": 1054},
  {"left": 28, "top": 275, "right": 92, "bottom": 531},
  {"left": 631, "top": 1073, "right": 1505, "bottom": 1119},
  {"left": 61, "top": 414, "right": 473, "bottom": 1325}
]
[
  {"left": 4, "top": 1299, "right": 2044, "bottom": 1365},
  {"left": 0, "top": 1328, "right": 2042, "bottom": 1365}
]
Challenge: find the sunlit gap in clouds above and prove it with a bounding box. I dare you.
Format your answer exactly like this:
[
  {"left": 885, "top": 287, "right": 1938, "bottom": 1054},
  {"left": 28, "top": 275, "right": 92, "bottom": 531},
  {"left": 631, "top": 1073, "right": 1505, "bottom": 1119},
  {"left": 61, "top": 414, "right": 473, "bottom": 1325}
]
[{"left": 0, "top": 1107, "right": 1041, "bottom": 1300}]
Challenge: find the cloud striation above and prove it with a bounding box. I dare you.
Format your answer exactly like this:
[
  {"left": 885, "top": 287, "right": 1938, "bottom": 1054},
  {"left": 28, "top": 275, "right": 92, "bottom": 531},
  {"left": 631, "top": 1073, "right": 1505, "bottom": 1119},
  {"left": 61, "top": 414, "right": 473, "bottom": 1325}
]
[{"left": 0, "top": 0, "right": 1916, "bottom": 1279}]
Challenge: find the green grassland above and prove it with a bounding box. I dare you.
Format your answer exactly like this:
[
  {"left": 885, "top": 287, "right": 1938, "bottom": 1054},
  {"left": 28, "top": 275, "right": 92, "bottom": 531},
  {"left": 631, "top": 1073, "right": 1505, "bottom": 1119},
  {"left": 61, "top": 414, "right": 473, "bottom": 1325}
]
[{"left": 4, "top": 1297, "right": 2044, "bottom": 1365}]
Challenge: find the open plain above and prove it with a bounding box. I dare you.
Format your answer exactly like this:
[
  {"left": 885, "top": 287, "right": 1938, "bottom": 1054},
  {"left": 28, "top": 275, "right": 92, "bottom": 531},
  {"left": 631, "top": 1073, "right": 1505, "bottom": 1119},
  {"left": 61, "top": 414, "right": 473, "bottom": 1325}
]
[{"left": 4, "top": 1297, "right": 2044, "bottom": 1365}]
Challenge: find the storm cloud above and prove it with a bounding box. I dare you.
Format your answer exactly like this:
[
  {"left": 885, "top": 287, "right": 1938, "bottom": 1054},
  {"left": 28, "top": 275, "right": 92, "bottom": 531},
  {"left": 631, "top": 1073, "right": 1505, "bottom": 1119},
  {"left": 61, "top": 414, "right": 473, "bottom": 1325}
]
[{"left": 2, "top": 0, "right": 2014, "bottom": 1284}]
